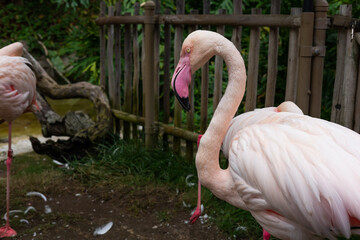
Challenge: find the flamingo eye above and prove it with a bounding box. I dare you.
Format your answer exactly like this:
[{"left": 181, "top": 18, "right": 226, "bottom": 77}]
[{"left": 186, "top": 47, "right": 191, "bottom": 53}]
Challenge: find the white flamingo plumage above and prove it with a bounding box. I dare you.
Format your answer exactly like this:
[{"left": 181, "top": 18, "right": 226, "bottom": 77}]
[
  {"left": 171, "top": 30, "right": 360, "bottom": 239},
  {"left": 0, "top": 42, "right": 39, "bottom": 237}
]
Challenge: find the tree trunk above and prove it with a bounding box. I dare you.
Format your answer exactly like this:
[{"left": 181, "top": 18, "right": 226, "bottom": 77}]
[{"left": 23, "top": 49, "right": 113, "bottom": 161}]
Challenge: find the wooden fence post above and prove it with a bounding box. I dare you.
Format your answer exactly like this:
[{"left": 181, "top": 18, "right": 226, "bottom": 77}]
[
  {"left": 132, "top": 2, "right": 140, "bottom": 138},
  {"left": 296, "top": 11, "right": 314, "bottom": 115},
  {"left": 340, "top": 5, "right": 358, "bottom": 129},
  {"left": 331, "top": 5, "right": 358, "bottom": 129},
  {"left": 107, "top": 6, "right": 116, "bottom": 109},
  {"left": 245, "top": 8, "right": 261, "bottom": 112},
  {"left": 163, "top": 8, "right": 171, "bottom": 150},
  {"left": 213, "top": 9, "right": 226, "bottom": 111},
  {"left": 186, "top": 9, "right": 199, "bottom": 160},
  {"left": 285, "top": 8, "right": 301, "bottom": 102},
  {"left": 144, "top": 1, "right": 156, "bottom": 148},
  {"left": 124, "top": 12, "right": 133, "bottom": 140},
  {"left": 200, "top": 0, "right": 210, "bottom": 134},
  {"left": 231, "top": 0, "right": 242, "bottom": 51},
  {"left": 173, "top": 0, "right": 185, "bottom": 154},
  {"left": 265, "top": 0, "right": 280, "bottom": 107},
  {"left": 309, "top": 0, "right": 328, "bottom": 118},
  {"left": 354, "top": 33, "right": 360, "bottom": 133},
  {"left": 99, "top": 1, "right": 106, "bottom": 89},
  {"left": 154, "top": 0, "right": 161, "bottom": 122},
  {"left": 114, "top": 2, "right": 122, "bottom": 134},
  {"left": 340, "top": 4, "right": 359, "bottom": 129},
  {"left": 331, "top": 5, "right": 348, "bottom": 123}
]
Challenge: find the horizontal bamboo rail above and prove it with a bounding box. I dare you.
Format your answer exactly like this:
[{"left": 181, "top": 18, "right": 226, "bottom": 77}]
[
  {"left": 112, "top": 109, "right": 198, "bottom": 143},
  {"left": 96, "top": 14, "right": 301, "bottom": 27}
]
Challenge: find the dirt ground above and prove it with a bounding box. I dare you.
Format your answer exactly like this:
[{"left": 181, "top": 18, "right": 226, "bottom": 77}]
[{"left": 0, "top": 154, "right": 229, "bottom": 240}]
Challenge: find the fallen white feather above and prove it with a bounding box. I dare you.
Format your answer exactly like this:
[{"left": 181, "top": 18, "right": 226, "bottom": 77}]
[
  {"left": 52, "top": 160, "right": 64, "bottom": 166},
  {"left": 26, "top": 191, "right": 47, "bottom": 202},
  {"left": 20, "top": 219, "right": 29, "bottom": 224},
  {"left": 182, "top": 201, "right": 191, "bottom": 208},
  {"left": 185, "top": 174, "right": 195, "bottom": 187},
  {"left": 93, "top": 221, "right": 113, "bottom": 236},
  {"left": 52, "top": 160, "right": 70, "bottom": 169},
  {"left": 24, "top": 206, "right": 36, "bottom": 214},
  {"left": 3, "top": 210, "right": 23, "bottom": 220},
  {"left": 44, "top": 205, "right": 52, "bottom": 214},
  {"left": 235, "top": 225, "right": 247, "bottom": 231}
]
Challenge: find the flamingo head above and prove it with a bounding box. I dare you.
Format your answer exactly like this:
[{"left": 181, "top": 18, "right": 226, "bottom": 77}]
[{"left": 171, "top": 30, "right": 218, "bottom": 111}]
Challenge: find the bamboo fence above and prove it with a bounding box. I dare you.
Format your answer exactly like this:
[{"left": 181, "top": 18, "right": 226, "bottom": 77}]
[{"left": 96, "top": 0, "right": 360, "bottom": 158}]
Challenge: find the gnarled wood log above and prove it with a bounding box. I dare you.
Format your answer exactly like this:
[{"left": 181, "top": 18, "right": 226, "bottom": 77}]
[{"left": 23, "top": 49, "right": 113, "bottom": 161}]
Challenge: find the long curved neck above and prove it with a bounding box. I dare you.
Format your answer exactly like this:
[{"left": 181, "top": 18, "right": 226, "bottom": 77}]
[{"left": 196, "top": 40, "right": 247, "bottom": 208}]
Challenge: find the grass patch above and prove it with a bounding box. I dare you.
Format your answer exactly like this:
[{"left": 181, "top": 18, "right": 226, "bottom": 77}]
[{"left": 67, "top": 139, "right": 263, "bottom": 239}]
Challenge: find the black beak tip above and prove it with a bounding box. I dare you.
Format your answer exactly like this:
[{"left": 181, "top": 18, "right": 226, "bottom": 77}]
[
  {"left": 175, "top": 93, "right": 191, "bottom": 112},
  {"left": 182, "top": 97, "right": 191, "bottom": 112}
]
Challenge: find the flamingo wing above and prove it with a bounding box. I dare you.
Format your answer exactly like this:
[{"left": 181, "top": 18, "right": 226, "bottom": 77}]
[
  {"left": 227, "top": 112, "right": 360, "bottom": 238},
  {"left": 0, "top": 56, "right": 36, "bottom": 121}
]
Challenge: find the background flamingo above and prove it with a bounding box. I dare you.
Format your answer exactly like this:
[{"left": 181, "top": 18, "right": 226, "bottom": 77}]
[
  {"left": 0, "top": 42, "right": 39, "bottom": 237},
  {"left": 171, "top": 30, "right": 360, "bottom": 239}
]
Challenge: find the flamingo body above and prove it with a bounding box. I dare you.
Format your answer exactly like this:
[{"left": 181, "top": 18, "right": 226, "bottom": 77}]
[
  {"left": 171, "top": 30, "right": 360, "bottom": 239},
  {"left": 0, "top": 42, "right": 38, "bottom": 237},
  {"left": 225, "top": 107, "right": 360, "bottom": 239}
]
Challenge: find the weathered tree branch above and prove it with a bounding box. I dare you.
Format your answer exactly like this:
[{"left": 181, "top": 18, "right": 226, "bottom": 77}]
[{"left": 23, "top": 49, "right": 113, "bottom": 161}]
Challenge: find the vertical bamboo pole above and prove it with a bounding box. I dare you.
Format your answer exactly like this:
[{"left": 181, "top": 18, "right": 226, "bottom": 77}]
[
  {"left": 99, "top": 1, "right": 106, "bottom": 89},
  {"left": 141, "top": 18, "right": 146, "bottom": 118},
  {"left": 132, "top": 2, "right": 140, "bottom": 138},
  {"left": 173, "top": 0, "right": 185, "bottom": 154},
  {"left": 245, "top": 8, "right": 261, "bottom": 112},
  {"left": 154, "top": 0, "right": 161, "bottom": 122},
  {"left": 114, "top": 2, "right": 122, "bottom": 134},
  {"left": 163, "top": 8, "right": 171, "bottom": 150},
  {"left": 331, "top": 11, "right": 348, "bottom": 123},
  {"left": 107, "top": 6, "right": 115, "bottom": 108},
  {"left": 200, "top": 0, "right": 210, "bottom": 133},
  {"left": 285, "top": 8, "right": 302, "bottom": 102},
  {"left": 296, "top": 12, "right": 314, "bottom": 115},
  {"left": 124, "top": 12, "right": 132, "bottom": 140},
  {"left": 309, "top": 0, "right": 328, "bottom": 118},
  {"left": 355, "top": 40, "right": 360, "bottom": 132},
  {"left": 186, "top": 9, "right": 198, "bottom": 160},
  {"left": 265, "top": 0, "right": 280, "bottom": 107},
  {"left": 354, "top": 32, "right": 360, "bottom": 132},
  {"left": 213, "top": 9, "right": 226, "bottom": 111},
  {"left": 144, "top": 1, "right": 156, "bottom": 148},
  {"left": 231, "top": 0, "right": 242, "bottom": 51},
  {"left": 340, "top": 5, "right": 358, "bottom": 129},
  {"left": 331, "top": 5, "right": 353, "bottom": 125}
]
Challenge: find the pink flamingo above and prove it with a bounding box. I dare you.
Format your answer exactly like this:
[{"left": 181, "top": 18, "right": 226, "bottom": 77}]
[
  {"left": 0, "top": 42, "right": 39, "bottom": 237},
  {"left": 172, "top": 30, "right": 360, "bottom": 239}
]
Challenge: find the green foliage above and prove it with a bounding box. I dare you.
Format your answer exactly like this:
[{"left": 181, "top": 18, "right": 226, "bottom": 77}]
[{"left": 0, "top": 0, "right": 100, "bottom": 83}]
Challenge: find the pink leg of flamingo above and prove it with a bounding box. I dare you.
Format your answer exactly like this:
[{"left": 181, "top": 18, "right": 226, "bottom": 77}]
[
  {"left": 190, "top": 135, "right": 203, "bottom": 224},
  {"left": 0, "top": 122, "right": 17, "bottom": 237}
]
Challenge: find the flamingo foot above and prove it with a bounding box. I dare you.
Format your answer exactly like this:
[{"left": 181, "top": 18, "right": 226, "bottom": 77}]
[
  {"left": 189, "top": 207, "right": 201, "bottom": 224},
  {"left": 263, "top": 228, "right": 270, "bottom": 240},
  {"left": 0, "top": 226, "right": 17, "bottom": 237}
]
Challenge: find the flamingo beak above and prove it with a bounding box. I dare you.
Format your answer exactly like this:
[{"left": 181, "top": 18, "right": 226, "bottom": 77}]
[{"left": 171, "top": 55, "right": 191, "bottom": 112}]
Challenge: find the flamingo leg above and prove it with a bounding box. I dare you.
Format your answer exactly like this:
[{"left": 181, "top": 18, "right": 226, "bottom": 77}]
[
  {"left": 0, "top": 122, "right": 17, "bottom": 237},
  {"left": 263, "top": 228, "right": 270, "bottom": 240},
  {"left": 190, "top": 180, "right": 202, "bottom": 224}
]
